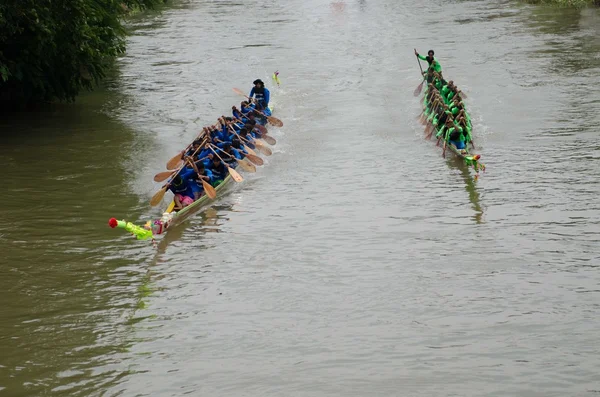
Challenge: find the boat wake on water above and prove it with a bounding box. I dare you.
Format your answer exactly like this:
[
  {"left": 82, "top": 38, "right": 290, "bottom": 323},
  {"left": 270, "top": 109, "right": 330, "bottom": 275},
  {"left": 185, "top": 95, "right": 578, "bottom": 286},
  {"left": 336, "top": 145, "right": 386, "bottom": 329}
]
[
  {"left": 108, "top": 72, "right": 283, "bottom": 244},
  {"left": 413, "top": 50, "right": 486, "bottom": 180}
]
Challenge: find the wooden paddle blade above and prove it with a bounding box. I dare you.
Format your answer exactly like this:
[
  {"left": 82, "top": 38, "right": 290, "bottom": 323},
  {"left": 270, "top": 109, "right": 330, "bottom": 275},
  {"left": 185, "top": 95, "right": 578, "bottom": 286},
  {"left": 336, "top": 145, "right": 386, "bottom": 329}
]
[
  {"left": 266, "top": 116, "right": 283, "bottom": 127},
  {"left": 413, "top": 80, "right": 424, "bottom": 97},
  {"left": 233, "top": 87, "right": 248, "bottom": 98},
  {"left": 245, "top": 153, "right": 264, "bottom": 166},
  {"left": 238, "top": 158, "right": 257, "bottom": 173},
  {"left": 168, "top": 159, "right": 184, "bottom": 171},
  {"left": 154, "top": 170, "right": 174, "bottom": 182},
  {"left": 257, "top": 145, "right": 272, "bottom": 156},
  {"left": 262, "top": 134, "right": 276, "bottom": 145},
  {"left": 243, "top": 145, "right": 257, "bottom": 156},
  {"left": 424, "top": 123, "right": 432, "bottom": 135},
  {"left": 167, "top": 152, "right": 184, "bottom": 170},
  {"left": 202, "top": 180, "right": 217, "bottom": 199},
  {"left": 254, "top": 124, "right": 267, "bottom": 134},
  {"left": 227, "top": 166, "right": 244, "bottom": 182},
  {"left": 150, "top": 186, "right": 167, "bottom": 207},
  {"left": 254, "top": 140, "right": 272, "bottom": 156}
]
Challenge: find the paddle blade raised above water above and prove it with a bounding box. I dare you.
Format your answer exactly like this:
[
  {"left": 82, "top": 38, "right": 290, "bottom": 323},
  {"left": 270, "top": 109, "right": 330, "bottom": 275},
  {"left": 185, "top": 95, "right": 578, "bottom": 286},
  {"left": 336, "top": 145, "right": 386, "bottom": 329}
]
[
  {"left": 202, "top": 180, "right": 217, "bottom": 199},
  {"left": 413, "top": 80, "right": 424, "bottom": 97},
  {"left": 245, "top": 153, "right": 264, "bottom": 166},
  {"left": 262, "top": 134, "right": 276, "bottom": 145},
  {"left": 167, "top": 152, "right": 184, "bottom": 170},
  {"left": 254, "top": 141, "right": 272, "bottom": 156},
  {"left": 233, "top": 87, "right": 248, "bottom": 98},
  {"left": 154, "top": 170, "right": 174, "bottom": 182},
  {"left": 243, "top": 145, "right": 257, "bottom": 156},
  {"left": 228, "top": 166, "right": 244, "bottom": 183},
  {"left": 237, "top": 158, "right": 257, "bottom": 173},
  {"left": 266, "top": 116, "right": 283, "bottom": 127},
  {"left": 150, "top": 187, "right": 167, "bottom": 207},
  {"left": 254, "top": 124, "right": 267, "bottom": 135}
]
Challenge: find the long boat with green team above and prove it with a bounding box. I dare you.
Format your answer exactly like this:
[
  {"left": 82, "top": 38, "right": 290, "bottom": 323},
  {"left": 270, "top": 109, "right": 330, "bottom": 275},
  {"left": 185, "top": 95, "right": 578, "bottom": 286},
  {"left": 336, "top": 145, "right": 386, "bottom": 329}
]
[{"left": 413, "top": 49, "right": 485, "bottom": 178}]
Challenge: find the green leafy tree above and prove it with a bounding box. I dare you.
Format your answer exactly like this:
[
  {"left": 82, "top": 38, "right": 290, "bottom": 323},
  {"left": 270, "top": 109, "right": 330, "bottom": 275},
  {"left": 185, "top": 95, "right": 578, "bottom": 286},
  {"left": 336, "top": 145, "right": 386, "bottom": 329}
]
[{"left": 0, "top": 0, "right": 166, "bottom": 105}]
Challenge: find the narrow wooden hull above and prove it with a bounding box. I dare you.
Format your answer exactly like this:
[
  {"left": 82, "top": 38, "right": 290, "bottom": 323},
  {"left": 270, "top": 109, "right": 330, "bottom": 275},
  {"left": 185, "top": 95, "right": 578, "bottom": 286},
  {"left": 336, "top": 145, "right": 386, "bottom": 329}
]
[
  {"left": 149, "top": 103, "right": 276, "bottom": 236},
  {"left": 419, "top": 83, "right": 485, "bottom": 176}
]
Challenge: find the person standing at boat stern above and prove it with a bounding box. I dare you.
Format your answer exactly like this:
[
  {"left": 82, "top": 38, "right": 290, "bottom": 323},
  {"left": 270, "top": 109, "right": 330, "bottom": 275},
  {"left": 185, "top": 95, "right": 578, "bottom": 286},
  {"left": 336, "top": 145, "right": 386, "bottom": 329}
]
[
  {"left": 415, "top": 49, "right": 442, "bottom": 83},
  {"left": 249, "top": 79, "right": 271, "bottom": 116}
]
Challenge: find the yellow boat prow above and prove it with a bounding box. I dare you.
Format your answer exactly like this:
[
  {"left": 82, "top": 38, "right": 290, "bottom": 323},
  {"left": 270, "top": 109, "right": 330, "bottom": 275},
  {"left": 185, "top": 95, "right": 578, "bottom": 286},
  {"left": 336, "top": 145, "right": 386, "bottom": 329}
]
[{"left": 166, "top": 201, "right": 175, "bottom": 213}]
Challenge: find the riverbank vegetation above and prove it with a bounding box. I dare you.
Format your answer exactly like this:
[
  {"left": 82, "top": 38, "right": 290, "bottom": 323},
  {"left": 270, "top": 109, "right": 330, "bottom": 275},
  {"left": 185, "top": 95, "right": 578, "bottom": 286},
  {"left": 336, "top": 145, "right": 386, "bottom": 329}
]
[
  {"left": 0, "top": 0, "right": 167, "bottom": 106},
  {"left": 522, "top": 0, "right": 600, "bottom": 7}
]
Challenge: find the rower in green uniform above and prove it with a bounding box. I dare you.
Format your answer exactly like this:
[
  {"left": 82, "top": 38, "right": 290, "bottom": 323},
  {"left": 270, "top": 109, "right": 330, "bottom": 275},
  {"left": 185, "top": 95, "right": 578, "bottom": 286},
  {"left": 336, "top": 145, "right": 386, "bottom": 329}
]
[
  {"left": 415, "top": 49, "right": 442, "bottom": 83},
  {"left": 437, "top": 117, "right": 455, "bottom": 140}
]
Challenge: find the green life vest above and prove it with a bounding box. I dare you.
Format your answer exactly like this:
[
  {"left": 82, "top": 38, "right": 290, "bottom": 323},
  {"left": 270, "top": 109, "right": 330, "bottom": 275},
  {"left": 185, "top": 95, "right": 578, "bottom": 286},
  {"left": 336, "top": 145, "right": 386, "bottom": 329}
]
[{"left": 441, "top": 85, "right": 450, "bottom": 98}]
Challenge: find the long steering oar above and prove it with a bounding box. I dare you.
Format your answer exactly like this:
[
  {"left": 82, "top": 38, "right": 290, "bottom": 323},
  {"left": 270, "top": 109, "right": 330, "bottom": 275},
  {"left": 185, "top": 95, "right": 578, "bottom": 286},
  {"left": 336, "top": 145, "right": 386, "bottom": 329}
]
[
  {"left": 210, "top": 144, "right": 257, "bottom": 172},
  {"left": 186, "top": 158, "right": 217, "bottom": 199},
  {"left": 413, "top": 49, "right": 426, "bottom": 97},
  {"left": 208, "top": 147, "right": 243, "bottom": 183},
  {"left": 232, "top": 88, "right": 283, "bottom": 127}
]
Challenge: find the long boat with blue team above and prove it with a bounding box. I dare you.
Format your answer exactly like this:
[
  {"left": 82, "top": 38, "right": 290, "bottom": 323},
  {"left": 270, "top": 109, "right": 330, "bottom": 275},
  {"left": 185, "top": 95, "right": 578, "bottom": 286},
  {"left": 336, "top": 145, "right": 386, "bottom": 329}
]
[
  {"left": 108, "top": 74, "right": 283, "bottom": 242},
  {"left": 413, "top": 49, "right": 485, "bottom": 178}
]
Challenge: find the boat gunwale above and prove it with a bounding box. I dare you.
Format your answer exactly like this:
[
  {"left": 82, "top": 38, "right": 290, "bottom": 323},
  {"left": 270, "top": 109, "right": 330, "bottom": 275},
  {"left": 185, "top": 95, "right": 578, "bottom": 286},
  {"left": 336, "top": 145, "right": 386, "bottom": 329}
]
[{"left": 166, "top": 175, "right": 233, "bottom": 229}]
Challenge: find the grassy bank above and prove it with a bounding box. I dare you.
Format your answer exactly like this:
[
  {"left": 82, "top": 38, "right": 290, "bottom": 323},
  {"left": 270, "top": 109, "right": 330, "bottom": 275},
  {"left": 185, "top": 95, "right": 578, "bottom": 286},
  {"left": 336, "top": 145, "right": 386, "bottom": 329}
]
[{"left": 523, "top": 0, "right": 599, "bottom": 7}]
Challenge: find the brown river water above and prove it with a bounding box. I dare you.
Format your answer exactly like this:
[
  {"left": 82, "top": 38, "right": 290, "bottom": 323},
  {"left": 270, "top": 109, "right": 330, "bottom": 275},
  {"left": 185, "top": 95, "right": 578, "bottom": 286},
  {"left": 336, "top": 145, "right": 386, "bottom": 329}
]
[{"left": 1, "top": 0, "right": 600, "bottom": 396}]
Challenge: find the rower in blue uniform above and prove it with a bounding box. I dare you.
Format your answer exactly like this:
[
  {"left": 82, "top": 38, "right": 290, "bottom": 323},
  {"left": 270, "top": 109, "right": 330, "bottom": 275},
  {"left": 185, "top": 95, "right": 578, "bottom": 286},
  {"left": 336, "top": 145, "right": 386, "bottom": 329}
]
[
  {"left": 186, "top": 161, "right": 213, "bottom": 200},
  {"left": 231, "top": 138, "right": 248, "bottom": 156},
  {"left": 209, "top": 156, "right": 227, "bottom": 186},
  {"left": 221, "top": 143, "right": 241, "bottom": 168},
  {"left": 249, "top": 79, "right": 271, "bottom": 116},
  {"left": 448, "top": 127, "right": 466, "bottom": 150},
  {"left": 168, "top": 175, "right": 194, "bottom": 211}
]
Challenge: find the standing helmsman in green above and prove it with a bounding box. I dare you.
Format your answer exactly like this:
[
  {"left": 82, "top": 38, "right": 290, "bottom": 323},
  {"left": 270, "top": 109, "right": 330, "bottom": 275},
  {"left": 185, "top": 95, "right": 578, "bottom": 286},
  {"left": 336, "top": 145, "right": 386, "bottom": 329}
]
[{"left": 415, "top": 49, "right": 442, "bottom": 83}]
